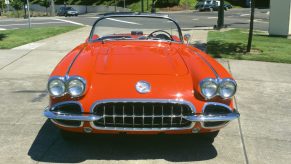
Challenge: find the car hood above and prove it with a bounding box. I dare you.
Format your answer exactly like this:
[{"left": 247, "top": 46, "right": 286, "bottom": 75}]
[
  {"left": 51, "top": 42, "right": 227, "bottom": 112},
  {"left": 93, "top": 42, "right": 189, "bottom": 76}
]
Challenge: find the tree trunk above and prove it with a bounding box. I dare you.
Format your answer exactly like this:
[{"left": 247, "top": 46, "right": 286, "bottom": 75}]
[
  {"left": 247, "top": 0, "right": 255, "bottom": 52},
  {"left": 141, "top": 0, "right": 144, "bottom": 12}
]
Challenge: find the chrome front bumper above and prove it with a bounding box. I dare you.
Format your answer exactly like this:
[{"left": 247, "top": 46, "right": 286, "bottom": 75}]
[
  {"left": 44, "top": 107, "right": 240, "bottom": 125},
  {"left": 44, "top": 107, "right": 101, "bottom": 121},
  {"left": 184, "top": 110, "right": 240, "bottom": 122}
]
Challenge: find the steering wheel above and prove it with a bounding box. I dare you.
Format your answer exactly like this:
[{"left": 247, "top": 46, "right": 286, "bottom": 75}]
[{"left": 147, "top": 30, "right": 174, "bottom": 41}]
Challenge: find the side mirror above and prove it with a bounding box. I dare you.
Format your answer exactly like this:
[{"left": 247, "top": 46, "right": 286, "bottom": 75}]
[{"left": 184, "top": 34, "right": 191, "bottom": 45}]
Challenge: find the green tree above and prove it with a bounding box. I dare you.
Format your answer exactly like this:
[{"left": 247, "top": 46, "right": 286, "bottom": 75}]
[
  {"left": 11, "top": 0, "right": 24, "bottom": 17},
  {"left": 40, "top": 0, "right": 50, "bottom": 15}
]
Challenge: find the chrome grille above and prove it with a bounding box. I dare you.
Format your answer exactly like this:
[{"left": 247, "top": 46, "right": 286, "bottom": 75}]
[{"left": 92, "top": 102, "right": 193, "bottom": 129}]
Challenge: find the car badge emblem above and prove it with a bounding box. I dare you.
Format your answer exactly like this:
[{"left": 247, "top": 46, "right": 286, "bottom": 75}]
[{"left": 136, "top": 81, "right": 151, "bottom": 94}]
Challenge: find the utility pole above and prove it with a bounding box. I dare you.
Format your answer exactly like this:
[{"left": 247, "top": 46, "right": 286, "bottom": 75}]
[
  {"left": 50, "top": 0, "right": 55, "bottom": 16},
  {"left": 217, "top": 0, "right": 225, "bottom": 29},
  {"left": 26, "top": 0, "right": 31, "bottom": 28},
  {"left": 141, "top": 0, "right": 144, "bottom": 12},
  {"left": 124, "top": 0, "right": 125, "bottom": 9},
  {"left": 24, "top": 3, "right": 27, "bottom": 18},
  {"left": 247, "top": 0, "right": 255, "bottom": 52}
]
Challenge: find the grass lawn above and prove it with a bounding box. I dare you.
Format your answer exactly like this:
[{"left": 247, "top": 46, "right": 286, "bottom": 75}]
[
  {"left": 207, "top": 29, "right": 291, "bottom": 64},
  {"left": 0, "top": 26, "right": 81, "bottom": 49}
]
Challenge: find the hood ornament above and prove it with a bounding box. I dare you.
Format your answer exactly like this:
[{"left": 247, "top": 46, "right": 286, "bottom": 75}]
[{"left": 136, "top": 81, "right": 151, "bottom": 94}]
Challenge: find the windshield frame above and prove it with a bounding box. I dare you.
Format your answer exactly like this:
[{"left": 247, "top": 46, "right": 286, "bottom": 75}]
[{"left": 88, "top": 15, "right": 184, "bottom": 44}]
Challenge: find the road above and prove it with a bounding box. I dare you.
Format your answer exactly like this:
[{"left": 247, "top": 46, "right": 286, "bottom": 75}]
[{"left": 0, "top": 8, "right": 269, "bottom": 31}]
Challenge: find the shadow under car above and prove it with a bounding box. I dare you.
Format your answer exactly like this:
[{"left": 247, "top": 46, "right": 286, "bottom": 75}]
[{"left": 28, "top": 120, "right": 217, "bottom": 163}]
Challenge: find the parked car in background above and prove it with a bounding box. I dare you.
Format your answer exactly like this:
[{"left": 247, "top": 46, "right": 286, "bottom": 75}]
[
  {"left": 195, "top": 0, "right": 232, "bottom": 11},
  {"left": 57, "top": 7, "right": 79, "bottom": 17},
  {"left": 224, "top": 4, "right": 233, "bottom": 9}
]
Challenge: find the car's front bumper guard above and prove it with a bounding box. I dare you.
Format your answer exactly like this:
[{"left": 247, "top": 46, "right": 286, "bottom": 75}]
[{"left": 44, "top": 108, "right": 240, "bottom": 123}]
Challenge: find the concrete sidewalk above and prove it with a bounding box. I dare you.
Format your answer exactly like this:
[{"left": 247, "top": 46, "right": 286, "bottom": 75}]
[{"left": 0, "top": 27, "right": 290, "bottom": 164}]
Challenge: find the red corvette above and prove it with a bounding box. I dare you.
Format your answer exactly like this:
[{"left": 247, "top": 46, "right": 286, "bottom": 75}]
[{"left": 44, "top": 14, "right": 240, "bottom": 142}]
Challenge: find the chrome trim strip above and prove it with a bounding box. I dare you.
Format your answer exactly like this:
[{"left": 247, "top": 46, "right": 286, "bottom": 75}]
[
  {"left": 89, "top": 99, "right": 196, "bottom": 113},
  {"left": 65, "top": 48, "right": 85, "bottom": 76},
  {"left": 89, "top": 15, "right": 184, "bottom": 44},
  {"left": 191, "top": 50, "right": 219, "bottom": 78},
  {"left": 89, "top": 122, "right": 196, "bottom": 131}
]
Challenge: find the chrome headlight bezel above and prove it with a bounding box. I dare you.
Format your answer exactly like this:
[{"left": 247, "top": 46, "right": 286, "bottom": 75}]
[
  {"left": 67, "top": 76, "right": 86, "bottom": 97},
  {"left": 199, "top": 78, "right": 219, "bottom": 99},
  {"left": 47, "top": 76, "right": 66, "bottom": 97},
  {"left": 47, "top": 76, "right": 86, "bottom": 98},
  {"left": 218, "top": 78, "right": 237, "bottom": 99},
  {"left": 199, "top": 78, "right": 237, "bottom": 100}
]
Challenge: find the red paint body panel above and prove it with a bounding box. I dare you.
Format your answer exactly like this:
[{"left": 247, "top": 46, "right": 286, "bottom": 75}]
[{"left": 49, "top": 40, "right": 235, "bottom": 134}]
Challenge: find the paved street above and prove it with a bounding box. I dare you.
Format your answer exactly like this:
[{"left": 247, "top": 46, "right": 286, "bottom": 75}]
[
  {"left": 0, "top": 8, "right": 269, "bottom": 31},
  {"left": 0, "top": 26, "right": 290, "bottom": 163}
]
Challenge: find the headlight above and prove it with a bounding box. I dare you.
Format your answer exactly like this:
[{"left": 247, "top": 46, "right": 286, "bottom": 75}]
[
  {"left": 67, "top": 77, "right": 86, "bottom": 97},
  {"left": 218, "top": 79, "right": 237, "bottom": 99},
  {"left": 200, "top": 78, "right": 218, "bottom": 99},
  {"left": 48, "top": 77, "right": 66, "bottom": 97}
]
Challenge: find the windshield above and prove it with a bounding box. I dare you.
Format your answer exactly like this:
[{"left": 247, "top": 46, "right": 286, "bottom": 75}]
[{"left": 89, "top": 16, "right": 183, "bottom": 43}]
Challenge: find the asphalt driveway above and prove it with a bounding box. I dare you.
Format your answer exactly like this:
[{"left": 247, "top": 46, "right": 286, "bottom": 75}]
[{"left": 0, "top": 27, "right": 290, "bottom": 163}]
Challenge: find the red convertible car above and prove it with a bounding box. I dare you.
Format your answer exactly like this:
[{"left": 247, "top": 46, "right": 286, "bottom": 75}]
[{"left": 44, "top": 14, "right": 240, "bottom": 142}]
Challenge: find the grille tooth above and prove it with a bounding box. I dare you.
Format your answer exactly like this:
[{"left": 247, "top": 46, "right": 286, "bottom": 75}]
[
  {"left": 161, "top": 105, "right": 164, "bottom": 127},
  {"left": 132, "top": 105, "right": 135, "bottom": 128},
  {"left": 180, "top": 105, "right": 183, "bottom": 125},
  {"left": 93, "top": 102, "right": 192, "bottom": 129},
  {"left": 170, "top": 105, "right": 173, "bottom": 127},
  {"left": 142, "top": 105, "right": 145, "bottom": 127},
  {"left": 122, "top": 105, "right": 125, "bottom": 127},
  {"left": 103, "top": 105, "right": 106, "bottom": 126},
  {"left": 113, "top": 105, "right": 115, "bottom": 126}
]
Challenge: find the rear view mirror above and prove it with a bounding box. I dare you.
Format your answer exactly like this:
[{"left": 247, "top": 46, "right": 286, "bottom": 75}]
[{"left": 184, "top": 34, "right": 191, "bottom": 45}]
